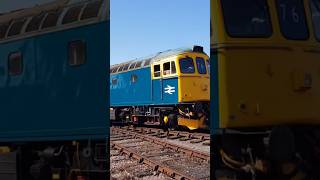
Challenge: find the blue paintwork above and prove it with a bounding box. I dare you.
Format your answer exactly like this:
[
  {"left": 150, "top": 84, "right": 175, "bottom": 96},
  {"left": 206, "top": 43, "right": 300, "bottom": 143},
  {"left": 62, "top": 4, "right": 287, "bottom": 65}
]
[
  {"left": 152, "top": 77, "right": 178, "bottom": 104},
  {"left": 210, "top": 49, "right": 220, "bottom": 134},
  {"left": 110, "top": 67, "right": 178, "bottom": 107},
  {"left": 0, "top": 21, "right": 109, "bottom": 142}
]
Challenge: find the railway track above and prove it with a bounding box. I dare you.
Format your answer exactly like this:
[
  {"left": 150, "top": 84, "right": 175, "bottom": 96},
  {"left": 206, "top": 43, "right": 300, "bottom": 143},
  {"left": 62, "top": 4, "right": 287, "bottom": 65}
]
[
  {"left": 110, "top": 126, "right": 210, "bottom": 180},
  {"left": 110, "top": 146, "right": 171, "bottom": 180}
]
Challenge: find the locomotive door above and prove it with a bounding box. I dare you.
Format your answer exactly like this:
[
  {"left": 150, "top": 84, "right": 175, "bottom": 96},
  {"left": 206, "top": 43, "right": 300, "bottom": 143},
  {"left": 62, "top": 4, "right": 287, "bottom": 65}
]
[
  {"left": 161, "top": 60, "right": 178, "bottom": 104},
  {"left": 152, "top": 61, "right": 178, "bottom": 104},
  {"left": 151, "top": 62, "right": 163, "bottom": 103}
]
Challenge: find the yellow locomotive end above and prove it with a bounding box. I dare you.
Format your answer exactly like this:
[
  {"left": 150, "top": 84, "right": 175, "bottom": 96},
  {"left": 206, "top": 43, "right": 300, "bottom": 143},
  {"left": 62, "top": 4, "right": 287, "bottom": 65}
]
[
  {"left": 177, "top": 52, "right": 210, "bottom": 103},
  {"left": 175, "top": 47, "right": 210, "bottom": 130}
]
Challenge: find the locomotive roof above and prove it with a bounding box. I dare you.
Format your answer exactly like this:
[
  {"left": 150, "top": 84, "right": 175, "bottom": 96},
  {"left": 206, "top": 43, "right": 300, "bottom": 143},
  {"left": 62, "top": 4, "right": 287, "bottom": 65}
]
[
  {"left": 110, "top": 46, "right": 207, "bottom": 74},
  {"left": 0, "top": 0, "right": 108, "bottom": 43}
]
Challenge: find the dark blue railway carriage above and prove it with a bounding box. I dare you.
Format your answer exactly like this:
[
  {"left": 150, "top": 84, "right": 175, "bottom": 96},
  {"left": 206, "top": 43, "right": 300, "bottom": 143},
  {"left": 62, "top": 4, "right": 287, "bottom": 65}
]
[{"left": 0, "top": 0, "right": 109, "bottom": 179}]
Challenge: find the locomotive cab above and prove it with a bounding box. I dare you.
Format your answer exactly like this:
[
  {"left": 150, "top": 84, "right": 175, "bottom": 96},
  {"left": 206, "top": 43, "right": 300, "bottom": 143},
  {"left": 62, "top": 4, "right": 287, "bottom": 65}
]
[
  {"left": 150, "top": 46, "right": 210, "bottom": 130},
  {"left": 212, "top": 0, "right": 320, "bottom": 179}
]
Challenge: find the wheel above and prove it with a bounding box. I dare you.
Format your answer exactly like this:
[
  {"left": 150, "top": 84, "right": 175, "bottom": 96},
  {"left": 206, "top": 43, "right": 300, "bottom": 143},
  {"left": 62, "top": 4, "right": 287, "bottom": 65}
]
[
  {"left": 168, "top": 114, "right": 178, "bottom": 130},
  {"left": 159, "top": 111, "right": 169, "bottom": 131}
]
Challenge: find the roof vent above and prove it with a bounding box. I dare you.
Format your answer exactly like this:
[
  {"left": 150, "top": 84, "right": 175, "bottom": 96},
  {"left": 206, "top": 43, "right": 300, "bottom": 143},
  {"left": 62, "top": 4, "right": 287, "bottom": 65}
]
[{"left": 193, "top": 46, "right": 204, "bottom": 53}]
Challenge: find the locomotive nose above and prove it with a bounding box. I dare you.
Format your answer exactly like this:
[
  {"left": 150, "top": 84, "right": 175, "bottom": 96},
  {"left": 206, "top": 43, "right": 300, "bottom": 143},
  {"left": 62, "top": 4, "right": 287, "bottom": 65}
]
[{"left": 201, "top": 83, "right": 208, "bottom": 91}]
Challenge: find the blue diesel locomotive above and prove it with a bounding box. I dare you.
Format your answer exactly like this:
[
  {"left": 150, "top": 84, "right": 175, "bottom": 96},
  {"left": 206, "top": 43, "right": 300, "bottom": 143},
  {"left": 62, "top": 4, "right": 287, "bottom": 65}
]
[
  {"left": 0, "top": 0, "right": 108, "bottom": 179},
  {"left": 110, "top": 46, "right": 210, "bottom": 130}
]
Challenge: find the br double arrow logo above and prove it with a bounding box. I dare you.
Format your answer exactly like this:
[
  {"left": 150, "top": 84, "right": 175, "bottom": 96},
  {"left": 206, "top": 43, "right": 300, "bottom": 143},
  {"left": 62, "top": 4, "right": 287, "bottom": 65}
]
[{"left": 164, "top": 85, "right": 175, "bottom": 95}]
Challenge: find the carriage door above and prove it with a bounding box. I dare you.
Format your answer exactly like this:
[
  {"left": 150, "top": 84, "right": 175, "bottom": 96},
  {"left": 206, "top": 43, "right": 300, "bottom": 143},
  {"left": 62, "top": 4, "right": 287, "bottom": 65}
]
[{"left": 152, "top": 62, "right": 163, "bottom": 103}]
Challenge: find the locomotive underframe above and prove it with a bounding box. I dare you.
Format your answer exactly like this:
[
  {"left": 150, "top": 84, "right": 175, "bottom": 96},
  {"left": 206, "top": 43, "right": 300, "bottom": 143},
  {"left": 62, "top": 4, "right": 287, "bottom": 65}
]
[
  {"left": 0, "top": 140, "right": 108, "bottom": 180},
  {"left": 212, "top": 126, "right": 320, "bottom": 180},
  {"left": 110, "top": 102, "right": 210, "bottom": 130}
]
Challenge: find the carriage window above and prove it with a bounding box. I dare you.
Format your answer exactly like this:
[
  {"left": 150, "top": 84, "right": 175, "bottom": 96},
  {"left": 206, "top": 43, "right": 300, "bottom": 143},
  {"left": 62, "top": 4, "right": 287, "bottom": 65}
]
[
  {"left": 8, "top": 20, "right": 25, "bottom": 37},
  {"left": 135, "top": 61, "right": 143, "bottom": 68},
  {"left": 8, "top": 52, "right": 23, "bottom": 76},
  {"left": 221, "top": 0, "right": 272, "bottom": 37},
  {"left": 62, "top": 5, "right": 83, "bottom": 24},
  {"left": 81, "top": 1, "right": 101, "bottom": 20},
  {"left": 129, "top": 62, "right": 137, "bottom": 70},
  {"left": 131, "top": 74, "right": 138, "bottom": 83},
  {"left": 117, "top": 65, "right": 124, "bottom": 72},
  {"left": 310, "top": 0, "right": 320, "bottom": 41},
  {"left": 144, "top": 59, "right": 151, "bottom": 66},
  {"left": 154, "top": 64, "right": 161, "bottom": 77},
  {"left": 111, "top": 67, "right": 118, "bottom": 73},
  {"left": 26, "top": 13, "right": 45, "bottom": 32},
  {"left": 112, "top": 78, "right": 117, "bottom": 85},
  {"left": 276, "top": 0, "right": 309, "bottom": 40},
  {"left": 42, "top": 10, "right": 61, "bottom": 29},
  {"left": 171, "top": 61, "right": 176, "bottom": 74},
  {"left": 69, "top": 40, "right": 86, "bottom": 66},
  {"left": 122, "top": 63, "right": 130, "bottom": 71},
  {"left": 179, "top": 57, "right": 195, "bottom": 74},
  {"left": 0, "top": 23, "right": 10, "bottom": 39},
  {"left": 196, "top": 57, "right": 207, "bottom": 74}
]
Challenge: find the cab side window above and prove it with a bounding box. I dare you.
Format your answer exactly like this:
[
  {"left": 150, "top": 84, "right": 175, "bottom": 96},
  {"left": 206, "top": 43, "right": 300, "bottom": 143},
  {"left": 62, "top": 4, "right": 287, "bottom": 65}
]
[
  {"left": 221, "top": 0, "right": 272, "bottom": 37},
  {"left": 179, "top": 57, "right": 195, "bottom": 74},
  {"left": 276, "top": 0, "right": 309, "bottom": 40},
  {"left": 310, "top": 0, "right": 320, "bottom": 41},
  {"left": 163, "top": 61, "right": 177, "bottom": 76},
  {"left": 196, "top": 57, "right": 207, "bottom": 74},
  {"left": 154, "top": 64, "right": 161, "bottom": 77},
  {"left": 163, "top": 62, "right": 170, "bottom": 75},
  {"left": 171, "top": 61, "right": 176, "bottom": 74}
]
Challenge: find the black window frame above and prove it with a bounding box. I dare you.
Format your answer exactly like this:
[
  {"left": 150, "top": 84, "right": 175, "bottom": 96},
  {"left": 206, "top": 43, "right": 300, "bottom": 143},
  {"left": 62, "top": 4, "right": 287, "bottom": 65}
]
[
  {"left": 221, "top": 0, "right": 273, "bottom": 38},
  {"left": 26, "top": 13, "right": 45, "bottom": 33},
  {"left": 135, "top": 61, "right": 143, "bottom": 68},
  {"left": 144, "top": 59, "right": 151, "bottom": 66},
  {"left": 80, "top": 1, "right": 101, "bottom": 20},
  {"left": 275, "top": 0, "right": 309, "bottom": 40},
  {"left": 171, "top": 61, "right": 176, "bottom": 74},
  {"left": 62, "top": 5, "right": 83, "bottom": 24},
  {"left": 42, "top": 10, "right": 62, "bottom": 29},
  {"left": 8, "top": 19, "right": 26, "bottom": 37},
  {"left": 129, "top": 62, "right": 137, "bottom": 70},
  {"left": 122, "top": 63, "right": 130, "bottom": 71},
  {"left": 196, "top": 57, "right": 207, "bottom": 74},
  {"left": 8, "top": 51, "right": 23, "bottom": 76},
  {"left": 163, "top": 62, "right": 171, "bottom": 76},
  {"left": 0, "top": 22, "right": 10, "bottom": 39},
  {"left": 68, "top": 40, "right": 86, "bottom": 66},
  {"left": 179, "top": 57, "right": 195, "bottom": 74},
  {"left": 309, "top": 0, "right": 320, "bottom": 41},
  {"left": 117, "top": 65, "right": 124, "bottom": 72},
  {"left": 153, "top": 64, "right": 161, "bottom": 78}
]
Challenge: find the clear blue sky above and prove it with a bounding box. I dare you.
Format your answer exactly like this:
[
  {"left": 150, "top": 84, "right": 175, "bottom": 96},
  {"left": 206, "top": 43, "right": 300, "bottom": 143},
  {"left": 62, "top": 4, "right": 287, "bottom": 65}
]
[
  {"left": 1, "top": 0, "right": 210, "bottom": 65},
  {"left": 111, "top": 0, "right": 210, "bottom": 65}
]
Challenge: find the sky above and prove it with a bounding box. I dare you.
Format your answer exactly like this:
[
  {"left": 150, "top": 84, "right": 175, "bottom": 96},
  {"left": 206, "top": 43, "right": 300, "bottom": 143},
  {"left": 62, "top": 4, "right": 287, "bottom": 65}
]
[
  {"left": 111, "top": 0, "right": 210, "bottom": 65},
  {"left": 0, "top": 0, "right": 210, "bottom": 65}
]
